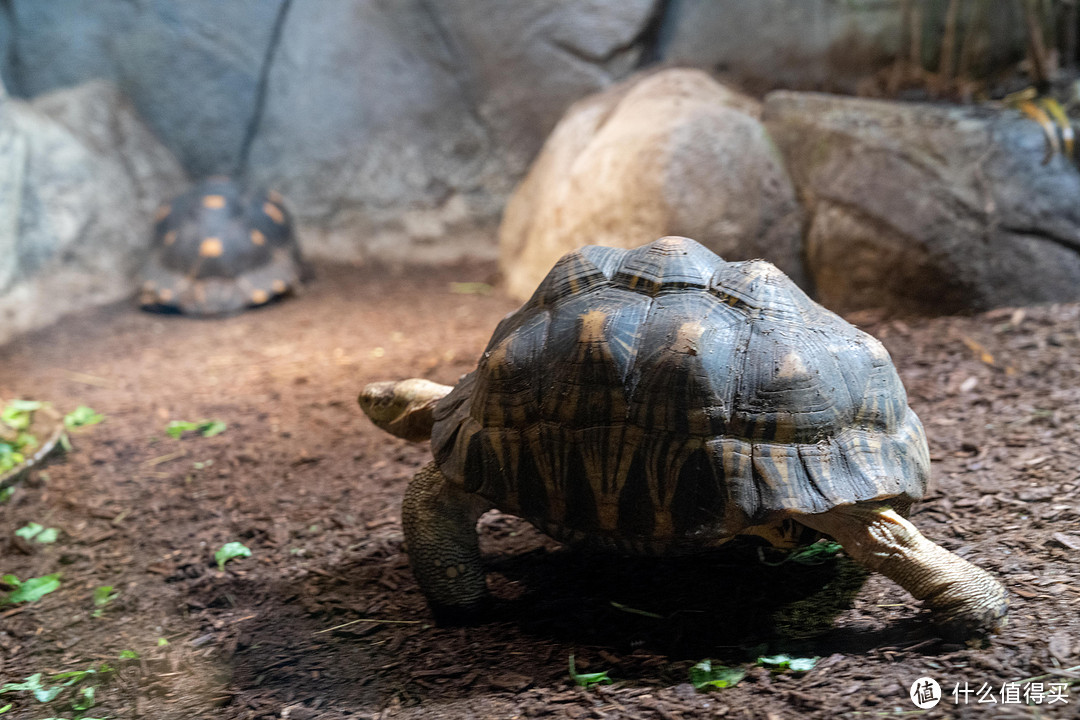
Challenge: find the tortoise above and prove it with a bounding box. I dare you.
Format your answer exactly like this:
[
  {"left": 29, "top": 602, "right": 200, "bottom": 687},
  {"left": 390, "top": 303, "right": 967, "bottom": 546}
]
[
  {"left": 359, "top": 236, "right": 1008, "bottom": 634},
  {"left": 139, "top": 176, "right": 305, "bottom": 316}
]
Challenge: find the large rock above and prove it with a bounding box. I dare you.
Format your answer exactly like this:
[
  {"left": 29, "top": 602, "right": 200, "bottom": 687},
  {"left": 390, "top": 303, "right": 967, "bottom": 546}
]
[
  {"left": 499, "top": 69, "right": 805, "bottom": 301},
  {"left": 764, "top": 91, "right": 1080, "bottom": 315},
  {"left": 0, "top": 80, "right": 187, "bottom": 346}
]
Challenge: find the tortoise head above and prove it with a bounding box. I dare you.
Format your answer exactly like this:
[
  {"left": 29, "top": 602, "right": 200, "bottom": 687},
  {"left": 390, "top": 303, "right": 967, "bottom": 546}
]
[{"left": 358, "top": 378, "right": 454, "bottom": 443}]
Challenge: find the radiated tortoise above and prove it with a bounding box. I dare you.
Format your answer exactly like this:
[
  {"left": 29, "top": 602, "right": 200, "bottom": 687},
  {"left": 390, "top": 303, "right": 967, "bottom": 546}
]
[{"left": 359, "top": 236, "right": 1007, "bottom": 635}]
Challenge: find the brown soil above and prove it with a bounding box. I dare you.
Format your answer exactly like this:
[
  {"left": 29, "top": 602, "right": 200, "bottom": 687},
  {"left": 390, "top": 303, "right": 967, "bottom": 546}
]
[{"left": 1, "top": 262, "right": 1078, "bottom": 719}]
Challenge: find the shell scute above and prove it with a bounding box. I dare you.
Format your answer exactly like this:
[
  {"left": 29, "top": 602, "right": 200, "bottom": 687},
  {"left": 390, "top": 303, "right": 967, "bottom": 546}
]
[
  {"left": 613, "top": 236, "right": 718, "bottom": 296},
  {"left": 432, "top": 237, "right": 930, "bottom": 547},
  {"left": 139, "top": 177, "right": 305, "bottom": 316}
]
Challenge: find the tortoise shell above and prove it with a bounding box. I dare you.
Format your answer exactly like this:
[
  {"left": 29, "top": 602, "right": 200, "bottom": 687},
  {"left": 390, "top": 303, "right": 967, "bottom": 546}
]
[
  {"left": 139, "top": 177, "right": 305, "bottom": 316},
  {"left": 431, "top": 236, "right": 929, "bottom": 551}
]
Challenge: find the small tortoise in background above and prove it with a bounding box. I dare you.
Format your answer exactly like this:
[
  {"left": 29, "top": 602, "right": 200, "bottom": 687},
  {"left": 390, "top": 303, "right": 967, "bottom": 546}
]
[
  {"left": 360, "top": 236, "right": 1008, "bottom": 635},
  {"left": 140, "top": 176, "right": 305, "bottom": 316}
]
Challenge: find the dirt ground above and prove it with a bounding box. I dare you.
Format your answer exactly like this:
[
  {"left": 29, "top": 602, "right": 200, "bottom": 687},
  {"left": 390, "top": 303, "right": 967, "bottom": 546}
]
[{"left": 1, "top": 261, "right": 1078, "bottom": 719}]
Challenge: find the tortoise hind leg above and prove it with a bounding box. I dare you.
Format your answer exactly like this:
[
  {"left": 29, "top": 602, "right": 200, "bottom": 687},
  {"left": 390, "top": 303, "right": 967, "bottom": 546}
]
[
  {"left": 796, "top": 505, "right": 1008, "bottom": 636},
  {"left": 402, "top": 461, "right": 491, "bottom": 623}
]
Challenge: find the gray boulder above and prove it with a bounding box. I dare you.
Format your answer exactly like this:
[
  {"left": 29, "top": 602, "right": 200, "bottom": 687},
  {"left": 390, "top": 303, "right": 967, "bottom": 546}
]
[
  {"left": 499, "top": 69, "right": 805, "bottom": 301},
  {"left": 764, "top": 91, "right": 1080, "bottom": 315},
  {"left": 0, "top": 80, "right": 187, "bottom": 345}
]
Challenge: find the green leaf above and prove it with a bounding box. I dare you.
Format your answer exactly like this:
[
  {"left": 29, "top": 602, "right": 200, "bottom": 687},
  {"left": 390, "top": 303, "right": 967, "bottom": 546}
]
[
  {"left": 0, "top": 427, "right": 37, "bottom": 471},
  {"left": 0, "top": 443, "right": 25, "bottom": 473},
  {"left": 1, "top": 400, "right": 43, "bottom": 430},
  {"left": 72, "top": 685, "right": 95, "bottom": 711},
  {"left": 788, "top": 657, "right": 818, "bottom": 672},
  {"left": 789, "top": 541, "right": 842, "bottom": 565},
  {"left": 760, "top": 540, "right": 843, "bottom": 567},
  {"left": 15, "top": 522, "right": 44, "bottom": 540},
  {"left": 215, "top": 541, "right": 252, "bottom": 571},
  {"left": 15, "top": 523, "right": 59, "bottom": 544},
  {"left": 200, "top": 420, "right": 227, "bottom": 438},
  {"left": 35, "top": 527, "right": 59, "bottom": 544},
  {"left": 91, "top": 586, "right": 118, "bottom": 617},
  {"left": 0, "top": 673, "right": 44, "bottom": 694},
  {"left": 757, "top": 654, "right": 818, "bottom": 672},
  {"left": 690, "top": 660, "right": 746, "bottom": 691},
  {"left": 0, "top": 487, "right": 14, "bottom": 503},
  {"left": 167, "top": 419, "right": 226, "bottom": 439},
  {"left": 4, "top": 573, "right": 61, "bottom": 604},
  {"left": 568, "top": 654, "right": 612, "bottom": 688},
  {"left": 119, "top": 650, "right": 139, "bottom": 659},
  {"left": 0, "top": 702, "right": 11, "bottom": 713},
  {"left": 64, "top": 406, "right": 104, "bottom": 429},
  {"left": 166, "top": 421, "right": 198, "bottom": 439},
  {"left": 157, "top": 637, "right": 170, "bottom": 647},
  {"left": 52, "top": 670, "right": 88, "bottom": 685},
  {"left": 757, "top": 653, "right": 790, "bottom": 666},
  {"left": 33, "top": 685, "right": 63, "bottom": 703},
  {"left": 92, "top": 586, "right": 116, "bottom": 607},
  {"left": 6, "top": 400, "right": 43, "bottom": 412}
]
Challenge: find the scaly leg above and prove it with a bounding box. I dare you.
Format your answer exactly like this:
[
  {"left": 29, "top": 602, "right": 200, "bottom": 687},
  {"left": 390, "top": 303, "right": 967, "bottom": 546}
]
[
  {"left": 401, "top": 461, "right": 490, "bottom": 622},
  {"left": 796, "top": 505, "right": 1008, "bottom": 636}
]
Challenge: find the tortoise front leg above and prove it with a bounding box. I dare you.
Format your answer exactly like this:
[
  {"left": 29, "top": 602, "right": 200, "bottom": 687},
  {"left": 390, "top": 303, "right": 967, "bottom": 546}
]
[
  {"left": 796, "top": 505, "right": 1008, "bottom": 636},
  {"left": 401, "top": 461, "right": 491, "bottom": 622}
]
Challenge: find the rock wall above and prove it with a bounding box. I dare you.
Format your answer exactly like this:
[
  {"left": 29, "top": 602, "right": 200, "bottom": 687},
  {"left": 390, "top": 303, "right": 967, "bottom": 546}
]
[{"left": 499, "top": 69, "right": 804, "bottom": 301}]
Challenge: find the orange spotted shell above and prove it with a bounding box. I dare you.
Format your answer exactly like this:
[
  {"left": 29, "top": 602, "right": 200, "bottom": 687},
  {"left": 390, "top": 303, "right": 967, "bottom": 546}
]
[
  {"left": 431, "top": 237, "right": 930, "bottom": 551},
  {"left": 139, "top": 177, "right": 305, "bottom": 316}
]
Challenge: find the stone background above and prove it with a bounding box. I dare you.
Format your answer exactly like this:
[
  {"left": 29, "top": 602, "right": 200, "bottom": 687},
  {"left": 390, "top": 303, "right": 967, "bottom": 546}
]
[
  {"left": 0, "top": 0, "right": 1062, "bottom": 343},
  {"left": 5, "top": 0, "right": 1003, "bottom": 260}
]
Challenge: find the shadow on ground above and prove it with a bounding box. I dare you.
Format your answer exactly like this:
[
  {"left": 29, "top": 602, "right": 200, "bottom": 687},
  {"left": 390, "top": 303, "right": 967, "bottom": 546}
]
[{"left": 180, "top": 532, "right": 954, "bottom": 711}]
